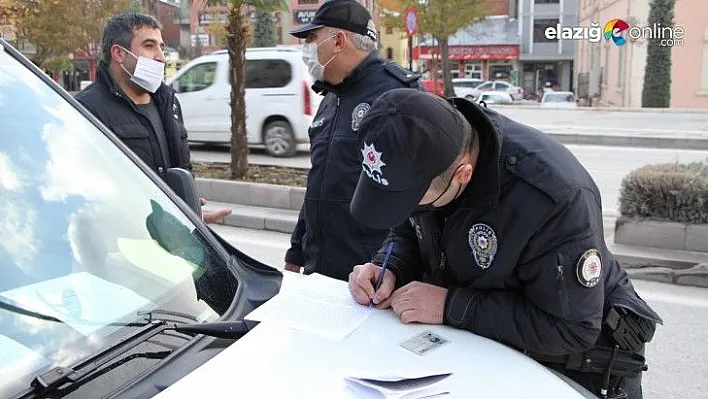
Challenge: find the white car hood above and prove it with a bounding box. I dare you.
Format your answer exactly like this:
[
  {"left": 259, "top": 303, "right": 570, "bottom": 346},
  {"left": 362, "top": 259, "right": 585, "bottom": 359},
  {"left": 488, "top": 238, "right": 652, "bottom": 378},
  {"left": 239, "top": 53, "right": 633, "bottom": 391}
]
[{"left": 156, "top": 273, "right": 594, "bottom": 398}]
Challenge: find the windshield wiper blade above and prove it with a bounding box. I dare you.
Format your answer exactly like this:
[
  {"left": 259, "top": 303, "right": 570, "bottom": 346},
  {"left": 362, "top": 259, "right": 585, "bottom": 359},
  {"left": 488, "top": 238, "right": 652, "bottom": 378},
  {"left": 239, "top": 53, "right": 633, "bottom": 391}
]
[
  {"left": 13, "top": 320, "right": 170, "bottom": 399},
  {"left": 171, "top": 320, "right": 250, "bottom": 339},
  {"left": 13, "top": 320, "right": 250, "bottom": 398}
]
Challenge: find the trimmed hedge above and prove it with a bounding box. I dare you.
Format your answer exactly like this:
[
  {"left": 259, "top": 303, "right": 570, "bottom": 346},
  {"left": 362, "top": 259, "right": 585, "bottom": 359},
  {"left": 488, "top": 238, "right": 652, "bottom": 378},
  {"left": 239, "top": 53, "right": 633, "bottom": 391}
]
[{"left": 619, "top": 161, "right": 708, "bottom": 224}]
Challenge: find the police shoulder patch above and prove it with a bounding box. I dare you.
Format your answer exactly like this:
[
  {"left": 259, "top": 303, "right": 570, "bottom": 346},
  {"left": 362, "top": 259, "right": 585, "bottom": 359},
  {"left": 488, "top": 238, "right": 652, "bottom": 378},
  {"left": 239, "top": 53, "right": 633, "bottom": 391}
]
[
  {"left": 468, "top": 223, "right": 498, "bottom": 269},
  {"left": 351, "top": 102, "right": 370, "bottom": 131},
  {"left": 576, "top": 249, "right": 602, "bottom": 288}
]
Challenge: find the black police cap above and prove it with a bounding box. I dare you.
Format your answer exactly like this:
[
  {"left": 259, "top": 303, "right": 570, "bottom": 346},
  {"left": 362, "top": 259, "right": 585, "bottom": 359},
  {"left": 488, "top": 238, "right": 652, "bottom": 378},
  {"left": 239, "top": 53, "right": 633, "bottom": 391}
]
[
  {"left": 350, "top": 89, "right": 467, "bottom": 230},
  {"left": 290, "top": 0, "right": 377, "bottom": 42}
]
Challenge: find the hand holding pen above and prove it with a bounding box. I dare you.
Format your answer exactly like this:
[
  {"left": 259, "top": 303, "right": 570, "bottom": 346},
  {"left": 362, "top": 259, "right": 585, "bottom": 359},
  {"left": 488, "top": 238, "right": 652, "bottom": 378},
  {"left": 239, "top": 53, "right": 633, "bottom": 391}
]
[{"left": 348, "top": 242, "right": 397, "bottom": 308}]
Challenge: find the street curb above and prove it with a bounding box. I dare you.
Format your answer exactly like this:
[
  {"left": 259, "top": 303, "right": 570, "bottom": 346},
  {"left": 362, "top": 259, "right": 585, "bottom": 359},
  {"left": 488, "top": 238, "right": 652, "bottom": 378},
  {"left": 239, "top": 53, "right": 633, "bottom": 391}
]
[
  {"left": 615, "top": 217, "right": 708, "bottom": 253},
  {"left": 196, "top": 178, "right": 304, "bottom": 211},
  {"left": 546, "top": 133, "right": 708, "bottom": 151},
  {"left": 494, "top": 104, "right": 708, "bottom": 114}
]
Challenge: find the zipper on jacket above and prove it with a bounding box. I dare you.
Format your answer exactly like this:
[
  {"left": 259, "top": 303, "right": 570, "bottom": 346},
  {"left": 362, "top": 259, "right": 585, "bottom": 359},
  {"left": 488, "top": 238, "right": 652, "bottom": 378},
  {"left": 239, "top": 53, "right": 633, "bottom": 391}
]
[{"left": 315, "top": 95, "right": 341, "bottom": 269}]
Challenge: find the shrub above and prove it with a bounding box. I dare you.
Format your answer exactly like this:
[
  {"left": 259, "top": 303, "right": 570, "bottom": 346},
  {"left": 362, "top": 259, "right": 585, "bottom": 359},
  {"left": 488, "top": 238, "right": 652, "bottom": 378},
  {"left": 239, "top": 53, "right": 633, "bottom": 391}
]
[{"left": 619, "top": 161, "right": 708, "bottom": 224}]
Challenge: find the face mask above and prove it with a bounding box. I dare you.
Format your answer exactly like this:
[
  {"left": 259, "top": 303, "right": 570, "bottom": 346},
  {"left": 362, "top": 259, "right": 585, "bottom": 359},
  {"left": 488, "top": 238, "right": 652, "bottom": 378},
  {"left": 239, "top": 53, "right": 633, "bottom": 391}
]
[
  {"left": 412, "top": 165, "right": 464, "bottom": 215},
  {"left": 119, "top": 46, "right": 165, "bottom": 93},
  {"left": 302, "top": 35, "right": 337, "bottom": 82}
]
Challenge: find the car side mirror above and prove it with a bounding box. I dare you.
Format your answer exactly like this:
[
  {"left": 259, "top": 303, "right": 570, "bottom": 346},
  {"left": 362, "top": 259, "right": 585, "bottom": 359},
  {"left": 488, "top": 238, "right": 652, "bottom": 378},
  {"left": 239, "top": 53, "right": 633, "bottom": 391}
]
[
  {"left": 171, "top": 80, "right": 180, "bottom": 93},
  {"left": 166, "top": 167, "right": 202, "bottom": 218}
]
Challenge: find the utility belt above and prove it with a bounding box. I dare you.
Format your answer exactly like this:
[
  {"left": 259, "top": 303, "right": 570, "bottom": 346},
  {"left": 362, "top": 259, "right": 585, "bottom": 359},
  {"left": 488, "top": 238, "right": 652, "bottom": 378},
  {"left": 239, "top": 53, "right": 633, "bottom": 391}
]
[{"left": 528, "top": 307, "right": 656, "bottom": 397}]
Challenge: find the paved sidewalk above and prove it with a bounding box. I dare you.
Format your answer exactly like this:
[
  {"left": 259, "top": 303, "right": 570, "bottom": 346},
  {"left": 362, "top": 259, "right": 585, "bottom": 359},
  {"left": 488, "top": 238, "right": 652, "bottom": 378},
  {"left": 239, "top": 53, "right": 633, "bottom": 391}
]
[{"left": 204, "top": 201, "right": 708, "bottom": 288}]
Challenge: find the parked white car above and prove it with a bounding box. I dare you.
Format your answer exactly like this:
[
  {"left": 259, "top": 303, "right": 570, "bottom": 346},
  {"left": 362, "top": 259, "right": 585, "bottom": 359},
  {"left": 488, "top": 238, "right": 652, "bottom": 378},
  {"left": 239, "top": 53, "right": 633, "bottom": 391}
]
[
  {"left": 477, "top": 91, "right": 514, "bottom": 105},
  {"left": 470, "top": 80, "right": 524, "bottom": 101},
  {"left": 452, "top": 78, "right": 484, "bottom": 99},
  {"left": 541, "top": 91, "right": 577, "bottom": 108},
  {"left": 167, "top": 47, "right": 321, "bottom": 157}
]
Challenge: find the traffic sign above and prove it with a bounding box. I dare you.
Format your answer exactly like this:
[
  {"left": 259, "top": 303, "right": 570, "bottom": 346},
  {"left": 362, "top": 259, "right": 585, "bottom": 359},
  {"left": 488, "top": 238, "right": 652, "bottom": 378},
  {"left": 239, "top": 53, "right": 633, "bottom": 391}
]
[{"left": 404, "top": 7, "right": 418, "bottom": 37}]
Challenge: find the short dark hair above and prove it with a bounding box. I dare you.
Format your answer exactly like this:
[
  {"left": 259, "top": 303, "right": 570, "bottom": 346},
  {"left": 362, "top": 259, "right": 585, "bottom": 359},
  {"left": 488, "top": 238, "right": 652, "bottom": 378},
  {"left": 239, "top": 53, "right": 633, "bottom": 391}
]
[
  {"left": 101, "top": 12, "right": 162, "bottom": 64},
  {"left": 431, "top": 112, "right": 478, "bottom": 192}
]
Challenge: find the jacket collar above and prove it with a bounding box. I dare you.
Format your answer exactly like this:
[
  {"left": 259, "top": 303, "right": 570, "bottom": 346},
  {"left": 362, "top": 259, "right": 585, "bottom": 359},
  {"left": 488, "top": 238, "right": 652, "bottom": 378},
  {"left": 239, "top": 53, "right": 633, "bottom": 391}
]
[
  {"left": 96, "top": 61, "right": 172, "bottom": 104},
  {"left": 445, "top": 98, "right": 503, "bottom": 210},
  {"left": 312, "top": 51, "right": 385, "bottom": 95}
]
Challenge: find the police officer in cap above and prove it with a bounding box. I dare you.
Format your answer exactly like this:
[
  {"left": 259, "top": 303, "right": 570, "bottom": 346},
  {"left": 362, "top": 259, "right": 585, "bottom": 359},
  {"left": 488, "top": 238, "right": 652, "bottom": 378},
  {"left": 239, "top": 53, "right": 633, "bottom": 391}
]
[
  {"left": 283, "top": 0, "right": 424, "bottom": 280},
  {"left": 347, "top": 88, "right": 662, "bottom": 398}
]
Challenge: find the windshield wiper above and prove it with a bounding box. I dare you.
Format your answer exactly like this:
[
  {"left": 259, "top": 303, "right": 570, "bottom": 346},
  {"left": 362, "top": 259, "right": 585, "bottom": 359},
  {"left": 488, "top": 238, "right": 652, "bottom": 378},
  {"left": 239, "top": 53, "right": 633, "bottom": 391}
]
[
  {"left": 2, "top": 295, "right": 251, "bottom": 397},
  {"left": 13, "top": 320, "right": 250, "bottom": 398}
]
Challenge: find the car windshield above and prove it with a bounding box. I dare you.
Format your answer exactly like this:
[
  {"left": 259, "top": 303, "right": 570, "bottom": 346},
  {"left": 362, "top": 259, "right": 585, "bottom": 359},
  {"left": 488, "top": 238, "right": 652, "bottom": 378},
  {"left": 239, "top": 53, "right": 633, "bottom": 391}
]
[
  {"left": 543, "top": 93, "right": 574, "bottom": 102},
  {"left": 0, "top": 45, "right": 237, "bottom": 395}
]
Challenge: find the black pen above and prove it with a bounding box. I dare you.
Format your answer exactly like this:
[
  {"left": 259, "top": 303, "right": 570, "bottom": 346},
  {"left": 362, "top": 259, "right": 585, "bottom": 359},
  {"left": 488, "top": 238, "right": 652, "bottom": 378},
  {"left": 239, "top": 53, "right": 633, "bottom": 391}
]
[{"left": 369, "top": 242, "right": 395, "bottom": 309}]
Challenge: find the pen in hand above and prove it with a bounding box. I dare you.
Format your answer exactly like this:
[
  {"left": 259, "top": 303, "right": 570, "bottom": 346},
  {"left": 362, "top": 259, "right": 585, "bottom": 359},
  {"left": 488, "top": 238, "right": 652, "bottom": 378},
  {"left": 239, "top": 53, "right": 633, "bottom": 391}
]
[{"left": 369, "top": 242, "right": 395, "bottom": 309}]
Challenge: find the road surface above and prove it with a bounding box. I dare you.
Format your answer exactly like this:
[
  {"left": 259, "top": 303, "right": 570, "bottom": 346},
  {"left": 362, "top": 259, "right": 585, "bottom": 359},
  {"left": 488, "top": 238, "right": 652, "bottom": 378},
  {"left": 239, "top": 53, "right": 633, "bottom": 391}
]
[
  {"left": 191, "top": 144, "right": 708, "bottom": 216},
  {"left": 208, "top": 223, "right": 708, "bottom": 399},
  {"left": 492, "top": 107, "right": 708, "bottom": 139}
]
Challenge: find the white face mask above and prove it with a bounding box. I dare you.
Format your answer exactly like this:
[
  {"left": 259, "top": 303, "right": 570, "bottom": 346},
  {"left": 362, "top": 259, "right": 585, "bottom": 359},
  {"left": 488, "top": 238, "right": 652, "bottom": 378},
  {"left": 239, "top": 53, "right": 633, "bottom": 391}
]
[
  {"left": 119, "top": 46, "right": 165, "bottom": 93},
  {"left": 302, "top": 35, "right": 337, "bottom": 82}
]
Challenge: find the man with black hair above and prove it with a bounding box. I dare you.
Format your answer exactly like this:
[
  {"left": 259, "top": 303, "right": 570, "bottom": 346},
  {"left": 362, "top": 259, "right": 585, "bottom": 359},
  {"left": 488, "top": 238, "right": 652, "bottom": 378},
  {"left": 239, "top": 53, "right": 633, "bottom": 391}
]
[{"left": 76, "top": 12, "right": 230, "bottom": 224}]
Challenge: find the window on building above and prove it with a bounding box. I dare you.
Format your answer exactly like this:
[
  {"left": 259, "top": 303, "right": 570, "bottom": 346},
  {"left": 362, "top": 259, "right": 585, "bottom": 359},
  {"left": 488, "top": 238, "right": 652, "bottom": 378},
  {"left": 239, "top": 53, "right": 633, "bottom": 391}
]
[
  {"left": 385, "top": 26, "right": 394, "bottom": 35},
  {"left": 464, "top": 62, "right": 482, "bottom": 79},
  {"left": 533, "top": 19, "right": 559, "bottom": 43},
  {"left": 245, "top": 59, "right": 292, "bottom": 88},
  {"left": 617, "top": 46, "right": 625, "bottom": 88},
  {"left": 176, "top": 62, "right": 217, "bottom": 93},
  {"left": 386, "top": 47, "right": 393, "bottom": 60}
]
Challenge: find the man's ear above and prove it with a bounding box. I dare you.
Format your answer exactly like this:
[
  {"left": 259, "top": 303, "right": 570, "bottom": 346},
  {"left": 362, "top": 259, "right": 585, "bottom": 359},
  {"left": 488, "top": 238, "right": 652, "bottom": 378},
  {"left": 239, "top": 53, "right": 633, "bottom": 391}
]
[
  {"left": 111, "top": 44, "right": 127, "bottom": 64},
  {"left": 458, "top": 163, "right": 474, "bottom": 184},
  {"left": 333, "top": 30, "right": 347, "bottom": 53}
]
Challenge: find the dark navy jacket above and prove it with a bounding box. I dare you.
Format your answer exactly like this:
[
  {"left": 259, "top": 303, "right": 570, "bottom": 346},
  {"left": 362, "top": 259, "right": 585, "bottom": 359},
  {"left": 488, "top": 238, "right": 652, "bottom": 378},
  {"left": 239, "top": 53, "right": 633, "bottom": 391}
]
[
  {"left": 371, "top": 98, "right": 662, "bottom": 356},
  {"left": 75, "top": 62, "right": 191, "bottom": 181},
  {"left": 285, "top": 51, "right": 424, "bottom": 280}
]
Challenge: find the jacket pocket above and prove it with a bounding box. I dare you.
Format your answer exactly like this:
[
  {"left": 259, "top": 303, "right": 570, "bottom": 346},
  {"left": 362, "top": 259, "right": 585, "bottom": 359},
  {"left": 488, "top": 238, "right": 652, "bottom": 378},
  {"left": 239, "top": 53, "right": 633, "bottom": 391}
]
[{"left": 111, "top": 123, "right": 155, "bottom": 168}]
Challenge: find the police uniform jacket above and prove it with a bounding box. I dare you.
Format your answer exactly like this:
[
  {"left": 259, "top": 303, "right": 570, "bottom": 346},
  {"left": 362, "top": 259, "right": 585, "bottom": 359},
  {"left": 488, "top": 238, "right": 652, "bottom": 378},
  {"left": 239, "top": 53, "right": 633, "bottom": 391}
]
[
  {"left": 285, "top": 51, "right": 424, "bottom": 280},
  {"left": 372, "top": 99, "right": 663, "bottom": 356}
]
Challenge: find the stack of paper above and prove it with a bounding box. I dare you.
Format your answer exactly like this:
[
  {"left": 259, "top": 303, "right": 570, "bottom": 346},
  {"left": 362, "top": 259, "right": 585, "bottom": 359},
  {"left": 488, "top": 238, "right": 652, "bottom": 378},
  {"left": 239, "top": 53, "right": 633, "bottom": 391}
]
[
  {"left": 244, "top": 273, "right": 373, "bottom": 340},
  {"left": 344, "top": 370, "right": 452, "bottom": 399}
]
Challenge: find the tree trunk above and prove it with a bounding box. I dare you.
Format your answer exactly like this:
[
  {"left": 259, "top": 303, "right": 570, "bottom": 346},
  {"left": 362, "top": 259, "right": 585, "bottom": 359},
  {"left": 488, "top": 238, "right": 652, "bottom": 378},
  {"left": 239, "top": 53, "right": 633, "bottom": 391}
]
[
  {"left": 439, "top": 37, "right": 454, "bottom": 97},
  {"left": 226, "top": 7, "right": 249, "bottom": 178}
]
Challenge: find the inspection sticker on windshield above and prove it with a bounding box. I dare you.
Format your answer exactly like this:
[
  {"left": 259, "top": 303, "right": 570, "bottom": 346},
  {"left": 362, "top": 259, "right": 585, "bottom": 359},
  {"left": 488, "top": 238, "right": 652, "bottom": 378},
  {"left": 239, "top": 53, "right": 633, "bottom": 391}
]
[{"left": 400, "top": 331, "right": 449, "bottom": 355}]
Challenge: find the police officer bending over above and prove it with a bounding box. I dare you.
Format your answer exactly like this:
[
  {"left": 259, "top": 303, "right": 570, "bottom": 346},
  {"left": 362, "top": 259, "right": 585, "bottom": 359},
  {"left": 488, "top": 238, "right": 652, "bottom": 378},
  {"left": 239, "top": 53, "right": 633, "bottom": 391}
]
[{"left": 347, "top": 89, "right": 662, "bottom": 398}]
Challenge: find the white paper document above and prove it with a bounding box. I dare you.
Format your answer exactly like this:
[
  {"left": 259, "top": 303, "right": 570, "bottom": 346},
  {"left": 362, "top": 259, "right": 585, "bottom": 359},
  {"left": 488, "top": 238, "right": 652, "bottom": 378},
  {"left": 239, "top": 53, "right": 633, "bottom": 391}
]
[
  {"left": 244, "top": 273, "right": 372, "bottom": 340},
  {"left": 344, "top": 369, "right": 452, "bottom": 399}
]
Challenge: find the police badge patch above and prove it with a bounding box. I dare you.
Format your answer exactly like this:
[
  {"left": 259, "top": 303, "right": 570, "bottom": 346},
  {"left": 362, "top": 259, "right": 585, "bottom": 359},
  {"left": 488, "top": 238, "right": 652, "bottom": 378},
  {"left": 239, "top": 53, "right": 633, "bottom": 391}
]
[
  {"left": 468, "top": 224, "right": 498, "bottom": 269},
  {"left": 351, "top": 102, "right": 370, "bottom": 131},
  {"left": 576, "top": 249, "right": 602, "bottom": 288}
]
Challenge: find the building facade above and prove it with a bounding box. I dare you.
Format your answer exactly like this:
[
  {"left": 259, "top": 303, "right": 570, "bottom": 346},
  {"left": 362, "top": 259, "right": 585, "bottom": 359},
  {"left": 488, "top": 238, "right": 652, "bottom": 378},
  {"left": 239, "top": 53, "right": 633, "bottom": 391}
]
[
  {"left": 575, "top": 0, "right": 708, "bottom": 108},
  {"left": 518, "top": 0, "right": 577, "bottom": 95},
  {"left": 414, "top": 15, "right": 521, "bottom": 82},
  {"left": 380, "top": 25, "right": 409, "bottom": 67}
]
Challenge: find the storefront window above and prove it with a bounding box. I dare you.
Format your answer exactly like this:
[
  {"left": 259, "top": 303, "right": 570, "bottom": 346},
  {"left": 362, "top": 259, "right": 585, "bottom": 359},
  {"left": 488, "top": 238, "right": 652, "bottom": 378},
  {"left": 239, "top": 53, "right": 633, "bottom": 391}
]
[
  {"left": 464, "top": 62, "right": 482, "bottom": 79},
  {"left": 489, "top": 63, "right": 512, "bottom": 81}
]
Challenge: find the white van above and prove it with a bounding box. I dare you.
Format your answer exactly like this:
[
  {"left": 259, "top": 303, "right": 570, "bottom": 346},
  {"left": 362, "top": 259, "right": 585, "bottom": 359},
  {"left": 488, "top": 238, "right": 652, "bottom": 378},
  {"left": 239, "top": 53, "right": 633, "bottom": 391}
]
[{"left": 167, "top": 47, "right": 320, "bottom": 157}]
